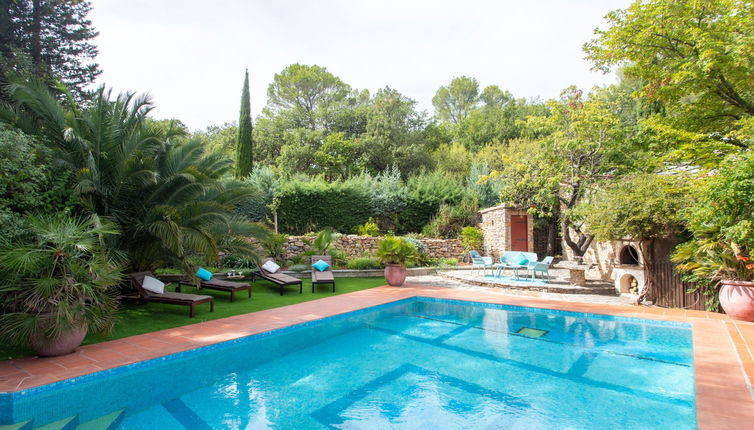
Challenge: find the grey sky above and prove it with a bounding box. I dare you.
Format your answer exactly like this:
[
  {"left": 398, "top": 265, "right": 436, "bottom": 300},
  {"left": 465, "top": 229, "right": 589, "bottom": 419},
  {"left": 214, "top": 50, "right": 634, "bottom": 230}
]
[{"left": 90, "top": 0, "right": 631, "bottom": 131}]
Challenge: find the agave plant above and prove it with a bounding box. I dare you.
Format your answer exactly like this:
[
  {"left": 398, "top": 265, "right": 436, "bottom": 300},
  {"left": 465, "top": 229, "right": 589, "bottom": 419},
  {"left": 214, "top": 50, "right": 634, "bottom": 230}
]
[
  {"left": 0, "top": 78, "right": 267, "bottom": 274},
  {"left": 0, "top": 214, "right": 122, "bottom": 349}
]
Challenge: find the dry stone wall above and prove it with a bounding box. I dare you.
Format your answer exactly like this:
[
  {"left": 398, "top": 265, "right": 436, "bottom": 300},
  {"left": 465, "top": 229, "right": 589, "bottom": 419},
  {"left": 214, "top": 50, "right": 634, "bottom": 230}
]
[{"left": 283, "top": 235, "right": 464, "bottom": 260}]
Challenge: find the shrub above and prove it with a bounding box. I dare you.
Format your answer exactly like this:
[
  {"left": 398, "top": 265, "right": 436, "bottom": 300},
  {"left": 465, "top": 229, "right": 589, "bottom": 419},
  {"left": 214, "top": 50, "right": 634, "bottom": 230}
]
[
  {"left": 355, "top": 217, "right": 380, "bottom": 236},
  {"left": 0, "top": 214, "right": 122, "bottom": 346},
  {"left": 438, "top": 258, "right": 459, "bottom": 266},
  {"left": 376, "top": 236, "right": 418, "bottom": 265},
  {"left": 396, "top": 171, "right": 468, "bottom": 234},
  {"left": 346, "top": 256, "right": 383, "bottom": 270},
  {"left": 277, "top": 178, "right": 373, "bottom": 233},
  {"left": 259, "top": 233, "right": 288, "bottom": 261},
  {"left": 288, "top": 264, "right": 308, "bottom": 273},
  {"left": 460, "top": 226, "right": 484, "bottom": 253},
  {"left": 221, "top": 254, "right": 257, "bottom": 269},
  {"left": 423, "top": 198, "right": 480, "bottom": 238}
]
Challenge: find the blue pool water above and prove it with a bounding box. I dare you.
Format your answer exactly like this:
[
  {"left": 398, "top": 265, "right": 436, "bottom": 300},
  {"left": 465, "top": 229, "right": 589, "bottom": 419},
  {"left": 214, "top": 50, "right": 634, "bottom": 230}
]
[{"left": 1, "top": 297, "right": 695, "bottom": 429}]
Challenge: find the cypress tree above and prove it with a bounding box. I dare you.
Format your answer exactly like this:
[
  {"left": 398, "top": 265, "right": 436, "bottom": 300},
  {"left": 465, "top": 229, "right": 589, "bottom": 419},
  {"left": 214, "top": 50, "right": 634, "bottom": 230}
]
[{"left": 235, "top": 69, "right": 253, "bottom": 177}]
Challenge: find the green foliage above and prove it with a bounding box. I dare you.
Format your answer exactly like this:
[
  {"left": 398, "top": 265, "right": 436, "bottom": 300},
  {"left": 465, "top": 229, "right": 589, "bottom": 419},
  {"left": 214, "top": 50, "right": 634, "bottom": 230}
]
[
  {"left": 0, "top": 125, "right": 71, "bottom": 238},
  {"left": 375, "top": 236, "right": 418, "bottom": 265},
  {"left": 460, "top": 226, "right": 484, "bottom": 253},
  {"left": 258, "top": 232, "right": 288, "bottom": 261},
  {"left": 346, "top": 256, "right": 383, "bottom": 270},
  {"left": 577, "top": 173, "right": 688, "bottom": 243},
  {"left": 585, "top": 0, "right": 754, "bottom": 155},
  {"left": 312, "top": 228, "right": 339, "bottom": 254},
  {"left": 432, "top": 76, "right": 480, "bottom": 124},
  {"left": 0, "top": 214, "right": 122, "bottom": 345},
  {"left": 288, "top": 264, "right": 308, "bottom": 273},
  {"left": 277, "top": 178, "right": 373, "bottom": 234},
  {"left": 397, "top": 171, "right": 468, "bottom": 234},
  {"left": 0, "top": 0, "right": 100, "bottom": 101},
  {"left": 0, "top": 78, "right": 267, "bottom": 275},
  {"left": 673, "top": 152, "right": 754, "bottom": 293},
  {"left": 422, "top": 198, "right": 480, "bottom": 239},
  {"left": 355, "top": 218, "right": 380, "bottom": 236},
  {"left": 236, "top": 70, "right": 254, "bottom": 177},
  {"left": 220, "top": 254, "right": 257, "bottom": 270}
]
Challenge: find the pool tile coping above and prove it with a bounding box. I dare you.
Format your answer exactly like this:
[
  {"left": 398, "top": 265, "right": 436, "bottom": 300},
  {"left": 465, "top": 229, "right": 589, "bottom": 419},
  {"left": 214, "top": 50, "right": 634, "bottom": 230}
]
[{"left": 1, "top": 284, "right": 753, "bottom": 429}]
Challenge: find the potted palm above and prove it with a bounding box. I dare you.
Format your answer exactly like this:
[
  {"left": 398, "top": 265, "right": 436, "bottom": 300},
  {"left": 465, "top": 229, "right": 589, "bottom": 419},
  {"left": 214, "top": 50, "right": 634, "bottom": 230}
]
[
  {"left": 0, "top": 214, "right": 122, "bottom": 356},
  {"left": 376, "top": 236, "right": 417, "bottom": 286}
]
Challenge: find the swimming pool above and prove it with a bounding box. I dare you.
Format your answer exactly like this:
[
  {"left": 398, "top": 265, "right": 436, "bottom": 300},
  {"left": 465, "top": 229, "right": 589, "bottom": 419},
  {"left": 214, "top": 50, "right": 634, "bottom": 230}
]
[{"left": 1, "top": 297, "right": 695, "bottom": 429}]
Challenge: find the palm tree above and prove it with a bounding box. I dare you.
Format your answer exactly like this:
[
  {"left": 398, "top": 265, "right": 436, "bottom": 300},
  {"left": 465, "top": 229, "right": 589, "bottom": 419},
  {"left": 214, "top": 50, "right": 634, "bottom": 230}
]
[
  {"left": 0, "top": 214, "right": 121, "bottom": 351},
  {"left": 0, "top": 78, "right": 267, "bottom": 274}
]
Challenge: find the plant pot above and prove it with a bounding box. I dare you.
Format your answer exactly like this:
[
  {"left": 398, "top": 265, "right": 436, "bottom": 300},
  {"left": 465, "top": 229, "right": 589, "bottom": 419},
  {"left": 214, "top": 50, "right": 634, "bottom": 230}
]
[
  {"left": 30, "top": 324, "right": 88, "bottom": 357},
  {"left": 384, "top": 263, "right": 407, "bottom": 287},
  {"left": 719, "top": 280, "right": 754, "bottom": 322}
]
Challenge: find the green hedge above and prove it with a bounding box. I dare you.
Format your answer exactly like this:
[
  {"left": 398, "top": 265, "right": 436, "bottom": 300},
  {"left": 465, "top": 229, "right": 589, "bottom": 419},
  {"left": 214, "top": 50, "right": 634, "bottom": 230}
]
[{"left": 277, "top": 179, "right": 374, "bottom": 234}]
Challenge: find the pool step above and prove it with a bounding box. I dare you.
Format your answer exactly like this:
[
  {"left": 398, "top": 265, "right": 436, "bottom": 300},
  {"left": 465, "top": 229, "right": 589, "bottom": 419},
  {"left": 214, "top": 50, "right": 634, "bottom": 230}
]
[
  {"left": 74, "top": 410, "right": 124, "bottom": 430},
  {"left": 0, "top": 420, "right": 33, "bottom": 430},
  {"left": 34, "top": 416, "right": 78, "bottom": 430}
]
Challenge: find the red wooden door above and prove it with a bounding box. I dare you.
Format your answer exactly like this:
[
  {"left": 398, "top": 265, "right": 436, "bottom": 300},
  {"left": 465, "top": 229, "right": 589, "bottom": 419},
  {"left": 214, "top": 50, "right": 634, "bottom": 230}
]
[{"left": 510, "top": 215, "right": 528, "bottom": 252}]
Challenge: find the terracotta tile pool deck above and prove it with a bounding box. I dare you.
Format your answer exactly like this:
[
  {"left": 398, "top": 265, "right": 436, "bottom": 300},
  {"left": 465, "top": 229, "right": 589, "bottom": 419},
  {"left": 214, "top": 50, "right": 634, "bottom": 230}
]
[{"left": 2, "top": 284, "right": 754, "bottom": 429}]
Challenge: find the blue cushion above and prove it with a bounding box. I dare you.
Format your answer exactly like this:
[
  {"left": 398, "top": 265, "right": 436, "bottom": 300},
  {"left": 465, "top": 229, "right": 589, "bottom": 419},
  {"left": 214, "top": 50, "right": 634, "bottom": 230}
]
[
  {"left": 513, "top": 254, "right": 529, "bottom": 266},
  {"left": 312, "top": 259, "right": 330, "bottom": 272},
  {"left": 196, "top": 267, "right": 212, "bottom": 281}
]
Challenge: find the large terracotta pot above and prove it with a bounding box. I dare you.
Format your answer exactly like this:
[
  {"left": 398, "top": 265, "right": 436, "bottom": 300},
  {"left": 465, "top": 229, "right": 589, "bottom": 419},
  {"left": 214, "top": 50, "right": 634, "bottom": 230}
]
[
  {"left": 30, "top": 324, "right": 88, "bottom": 357},
  {"left": 719, "top": 280, "right": 754, "bottom": 322},
  {"left": 384, "top": 263, "right": 407, "bottom": 287}
]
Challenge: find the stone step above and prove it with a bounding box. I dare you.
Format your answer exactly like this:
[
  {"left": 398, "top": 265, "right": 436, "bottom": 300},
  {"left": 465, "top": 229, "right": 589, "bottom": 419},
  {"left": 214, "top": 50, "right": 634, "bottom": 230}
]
[{"left": 439, "top": 271, "right": 617, "bottom": 296}]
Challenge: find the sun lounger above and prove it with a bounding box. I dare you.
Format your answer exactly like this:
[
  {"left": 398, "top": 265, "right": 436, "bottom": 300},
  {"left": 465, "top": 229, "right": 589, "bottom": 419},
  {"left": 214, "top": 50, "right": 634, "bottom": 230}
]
[
  {"left": 177, "top": 277, "right": 251, "bottom": 302},
  {"left": 251, "top": 259, "right": 303, "bottom": 296},
  {"left": 311, "top": 255, "right": 335, "bottom": 293},
  {"left": 129, "top": 271, "right": 214, "bottom": 317}
]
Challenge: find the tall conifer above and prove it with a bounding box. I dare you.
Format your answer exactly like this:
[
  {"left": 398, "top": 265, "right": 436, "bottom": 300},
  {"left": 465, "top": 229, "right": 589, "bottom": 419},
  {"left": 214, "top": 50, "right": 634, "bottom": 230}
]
[{"left": 235, "top": 69, "right": 253, "bottom": 177}]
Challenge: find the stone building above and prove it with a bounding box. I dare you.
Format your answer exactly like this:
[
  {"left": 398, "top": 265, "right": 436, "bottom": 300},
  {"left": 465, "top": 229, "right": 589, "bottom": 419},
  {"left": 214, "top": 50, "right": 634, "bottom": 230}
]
[
  {"left": 562, "top": 237, "right": 644, "bottom": 295},
  {"left": 478, "top": 205, "right": 534, "bottom": 258}
]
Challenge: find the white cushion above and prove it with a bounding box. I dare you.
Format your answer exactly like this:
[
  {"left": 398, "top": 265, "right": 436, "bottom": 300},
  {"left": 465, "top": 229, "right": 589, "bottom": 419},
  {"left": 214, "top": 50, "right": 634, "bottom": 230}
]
[
  {"left": 142, "top": 275, "right": 165, "bottom": 294},
  {"left": 262, "top": 260, "right": 280, "bottom": 273}
]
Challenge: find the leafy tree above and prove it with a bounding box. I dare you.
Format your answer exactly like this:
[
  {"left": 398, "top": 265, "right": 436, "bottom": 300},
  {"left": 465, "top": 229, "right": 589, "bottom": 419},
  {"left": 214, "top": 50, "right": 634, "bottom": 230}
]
[
  {"left": 313, "top": 132, "right": 360, "bottom": 180},
  {"left": 194, "top": 122, "right": 237, "bottom": 158},
  {"left": 0, "top": 125, "right": 71, "bottom": 238},
  {"left": 432, "top": 142, "right": 471, "bottom": 177},
  {"left": 585, "top": 0, "right": 754, "bottom": 161},
  {"left": 359, "top": 87, "right": 433, "bottom": 176},
  {"left": 577, "top": 173, "right": 688, "bottom": 303},
  {"left": 432, "top": 76, "right": 480, "bottom": 124},
  {"left": 0, "top": 0, "right": 100, "bottom": 101},
  {"left": 236, "top": 69, "right": 253, "bottom": 177},
  {"left": 266, "top": 63, "right": 351, "bottom": 130}
]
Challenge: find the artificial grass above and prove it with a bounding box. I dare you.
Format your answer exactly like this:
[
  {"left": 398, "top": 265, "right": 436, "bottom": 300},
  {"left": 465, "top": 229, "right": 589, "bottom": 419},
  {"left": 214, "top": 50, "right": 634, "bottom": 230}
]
[{"left": 0, "top": 277, "right": 386, "bottom": 361}]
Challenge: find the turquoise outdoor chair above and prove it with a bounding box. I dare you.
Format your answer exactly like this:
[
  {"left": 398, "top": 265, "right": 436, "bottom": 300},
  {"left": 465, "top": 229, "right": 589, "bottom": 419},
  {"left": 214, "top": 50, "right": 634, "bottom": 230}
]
[
  {"left": 469, "top": 250, "right": 494, "bottom": 275},
  {"left": 516, "top": 256, "right": 554, "bottom": 282}
]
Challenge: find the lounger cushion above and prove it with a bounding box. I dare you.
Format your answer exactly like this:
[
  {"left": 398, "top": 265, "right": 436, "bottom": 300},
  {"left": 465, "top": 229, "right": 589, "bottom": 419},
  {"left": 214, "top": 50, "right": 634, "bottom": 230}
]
[
  {"left": 196, "top": 267, "right": 213, "bottom": 281},
  {"left": 142, "top": 275, "right": 165, "bottom": 294},
  {"left": 312, "top": 259, "right": 330, "bottom": 272},
  {"left": 262, "top": 260, "right": 280, "bottom": 273}
]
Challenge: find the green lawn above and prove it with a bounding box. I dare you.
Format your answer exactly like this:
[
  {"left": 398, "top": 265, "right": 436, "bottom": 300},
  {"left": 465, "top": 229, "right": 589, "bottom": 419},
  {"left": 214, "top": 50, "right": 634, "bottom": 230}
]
[{"left": 0, "top": 277, "right": 386, "bottom": 361}]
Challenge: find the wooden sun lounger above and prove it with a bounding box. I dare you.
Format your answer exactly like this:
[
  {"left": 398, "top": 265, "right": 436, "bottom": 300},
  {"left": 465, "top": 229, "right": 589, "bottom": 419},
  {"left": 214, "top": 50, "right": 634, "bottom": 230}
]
[
  {"left": 177, "top": 277, "right": 251, "bottom": 302},
  {"left": 311, "top": 255, "right": 335, "bottom": 293},
  {"left": 251, "top": 259, "right": 303, "bottom": 296},
  {"left": 129, "top": 271, "right": 214, "bottom": 317}
]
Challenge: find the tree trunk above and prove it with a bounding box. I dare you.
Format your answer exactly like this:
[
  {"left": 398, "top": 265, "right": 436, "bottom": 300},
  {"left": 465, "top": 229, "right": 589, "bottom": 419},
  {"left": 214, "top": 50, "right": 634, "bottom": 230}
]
[
  {"left": 636, "top": 238, "right": 655, "bottom": 305},
  {"left": 546, "top": 216, "right": 558, "bottom": 256},
  {"left": 562, "top": 219, "right": 594, "bottom": 257},
  {"left": 31, "top": 0, "right": 43, "bottom": 76}
]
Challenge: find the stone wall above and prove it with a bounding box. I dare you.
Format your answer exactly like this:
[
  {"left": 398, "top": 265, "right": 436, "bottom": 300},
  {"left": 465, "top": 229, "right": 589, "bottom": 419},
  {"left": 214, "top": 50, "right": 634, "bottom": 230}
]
[
  {"left": 561, "top": 236, "right": 645, "bottom": 290},
  {"left": 283, "top": 235, "right": 464, "bottom": 260}
]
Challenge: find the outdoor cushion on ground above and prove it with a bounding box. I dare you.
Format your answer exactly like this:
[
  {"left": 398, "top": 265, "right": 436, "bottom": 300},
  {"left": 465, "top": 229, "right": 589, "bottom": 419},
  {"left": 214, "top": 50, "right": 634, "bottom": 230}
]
[
  {"left": 142, "top": 275, "right": 166, "bottom": 294},
  {"left": 312, "top": 259, "right": 330, "bottom": 272},
  {"left": 196, "top": 267, "right": 213, "bottom": 281},
  {"left": 262, "top": 260, "right": 281, "bottom": 273}
]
